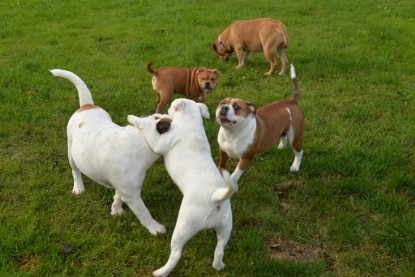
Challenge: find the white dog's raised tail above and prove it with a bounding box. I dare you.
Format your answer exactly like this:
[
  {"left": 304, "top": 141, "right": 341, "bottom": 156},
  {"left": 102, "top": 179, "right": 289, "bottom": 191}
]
[
  {"left": 50, "top": 69, "right": 94, "bottom": 107},
  {"left": 211, "top": 170, "right": 237, "bottom": 202}
]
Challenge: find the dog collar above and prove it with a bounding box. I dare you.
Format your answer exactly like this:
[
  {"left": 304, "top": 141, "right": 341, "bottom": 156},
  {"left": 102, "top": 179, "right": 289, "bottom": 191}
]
[{"left": 218, "top": 36, "right": 231, "bottom": 53}]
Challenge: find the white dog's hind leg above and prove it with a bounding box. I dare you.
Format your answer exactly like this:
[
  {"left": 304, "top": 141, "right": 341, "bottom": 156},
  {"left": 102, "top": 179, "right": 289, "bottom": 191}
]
[
  {"left": 111, "top": 190, "right": 124, "bottom": 215},
  {"left": 212, "top": 222, "right": 232, "bottom": 270},
  {"left": 68, "top": 149, "right": 85, "bottom": 194},
  {"left": 153, "top": 210, "right": 200, "bottom": 277},
  {"left": 153, "top": 215, "right": 198, "bottom": 277}
]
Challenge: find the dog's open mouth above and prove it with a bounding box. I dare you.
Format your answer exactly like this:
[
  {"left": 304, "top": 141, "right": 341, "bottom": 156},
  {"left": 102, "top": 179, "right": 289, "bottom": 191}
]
[
  {"left": 203, "top": 87, "right": 213, "bottom": 94},
  {"left": 217, "top": 116, "right": 236, "bottom": 127}
]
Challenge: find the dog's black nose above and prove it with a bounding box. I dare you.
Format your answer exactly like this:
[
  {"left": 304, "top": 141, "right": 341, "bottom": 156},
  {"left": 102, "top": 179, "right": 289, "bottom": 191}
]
[{"left": 220, "top": 106, "right": 229, "bottom": 116}]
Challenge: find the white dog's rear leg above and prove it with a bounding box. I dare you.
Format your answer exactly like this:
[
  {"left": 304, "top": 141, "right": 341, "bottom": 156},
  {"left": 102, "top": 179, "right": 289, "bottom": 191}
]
[
  {"left": 121, "top": 191, "right": 166, "bottom": 235},
  {"left": 212, "top": 222, "right": 232, "bottom": 270},
  {"left": 153, "top": 223, "right": 198, "bottom": 277},
  {"left": 111, "top": 190, "right": 124, "bottom": 215},
  {"left": 68, "top": 148, "right": 84, "bottom": 194}
]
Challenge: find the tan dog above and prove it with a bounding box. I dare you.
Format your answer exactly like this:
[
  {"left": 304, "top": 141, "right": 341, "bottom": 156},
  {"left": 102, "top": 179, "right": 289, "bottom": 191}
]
[
  {"left": 216, "top": 64, "right": 303, "bottom": 184},
  {"left": 212, "top": 18, "right": 289, "bottom": 76},
  {"left": 147, "top": 62, "right": 221, "bottom": 113}
]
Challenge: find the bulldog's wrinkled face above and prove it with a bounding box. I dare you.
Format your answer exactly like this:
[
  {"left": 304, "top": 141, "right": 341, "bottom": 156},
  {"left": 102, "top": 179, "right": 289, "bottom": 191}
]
[
  {"left": 216, "top": 98, "right": 256, "bottom": 128},
  {"left": 196, "top": 68, "right": 221, "bottom": 95},
  {"left": 212, "top": 39, "right": 232, "bottom": 61}
]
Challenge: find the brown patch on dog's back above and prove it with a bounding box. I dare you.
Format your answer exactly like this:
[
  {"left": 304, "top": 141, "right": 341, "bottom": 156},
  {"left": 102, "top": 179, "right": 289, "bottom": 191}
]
[
  {"left": 77, "top": 104, "right": 97, "bottom": 112},
  {"left": 78, "top": 122, "right": 84, "bottom": 128}
]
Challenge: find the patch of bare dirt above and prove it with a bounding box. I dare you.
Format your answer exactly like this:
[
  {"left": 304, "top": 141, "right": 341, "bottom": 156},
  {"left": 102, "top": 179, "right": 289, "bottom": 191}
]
[
  {"left": 268, "top": 239, "right": 321, "bottom": 262},
  {"left": 14, "top": 254, "right": 42, "bottom": 271}
]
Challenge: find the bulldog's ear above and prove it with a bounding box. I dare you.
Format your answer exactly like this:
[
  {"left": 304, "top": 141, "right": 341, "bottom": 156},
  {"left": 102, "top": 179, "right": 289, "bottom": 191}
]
[
  {"left": 196, "top": 67, "right": 207, "bottom": 75},
  {"left": 172, "top": 99, "right": 186, "bottom": 112},
  {"left": 247, "top": 103, "right": 256, "bottom": 115},
  {"left": 212, "top": 43, "right": 217, "bottom": 52},
  {"left": 213, "top": 69, "right": 221, "bottom": 77},
  {"left": 198, "top": 103, "right": 210, "bottom": 119}
]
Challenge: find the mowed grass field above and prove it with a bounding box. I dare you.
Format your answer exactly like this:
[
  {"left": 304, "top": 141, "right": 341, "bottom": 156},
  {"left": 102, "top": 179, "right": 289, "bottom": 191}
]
[{"left": 1, "top": 0, "right": 414, "bottom": 276}]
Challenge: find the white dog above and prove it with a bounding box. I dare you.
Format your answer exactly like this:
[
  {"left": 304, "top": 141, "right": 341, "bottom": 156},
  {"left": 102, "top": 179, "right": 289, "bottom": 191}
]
[
  {"left": 128, "top": 99, "right": 237, "bottom": 277},
  {"left": 50, "top": 69, "right": 171, "bottom": 235}
]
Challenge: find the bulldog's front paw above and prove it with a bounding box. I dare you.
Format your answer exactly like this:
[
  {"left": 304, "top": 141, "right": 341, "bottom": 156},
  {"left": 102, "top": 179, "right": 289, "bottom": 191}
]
[
  {"left": 111, "top": 206, "right": 124, "bottom": 216},
  {"left": 212, "top": 260, "right": 225, "bottom": 270},
  {"left": 147, "top": 221, "right": 166, "bottom": 236}
]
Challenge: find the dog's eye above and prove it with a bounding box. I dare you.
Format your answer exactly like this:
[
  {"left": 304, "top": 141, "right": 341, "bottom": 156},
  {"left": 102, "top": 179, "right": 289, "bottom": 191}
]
[{"left": 233, "top": 105, "right": 240, "bottom": 110}]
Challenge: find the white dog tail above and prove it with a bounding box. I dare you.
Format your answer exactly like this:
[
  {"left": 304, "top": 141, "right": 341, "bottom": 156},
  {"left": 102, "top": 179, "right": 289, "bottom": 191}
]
[
  {"left": 211, "top": 170, "right": 237, "bottom": 202},
  {"left": 290, "top": 64, "right": 300, "bottom": 103},
  {"left": 50, "top": 69, "right": 94, "bottom": 107}
]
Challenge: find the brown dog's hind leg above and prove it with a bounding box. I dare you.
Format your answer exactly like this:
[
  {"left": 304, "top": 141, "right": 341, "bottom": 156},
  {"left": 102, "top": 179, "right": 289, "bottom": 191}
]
[
  {"left": 155, "top": 91, "right": 171, "bottom": 113},
  {"left": 263, "top": 50, "right": 277, "bottom": 76},
  {"left": 277, "top": 46, "right": 289, "bottom": 77}
]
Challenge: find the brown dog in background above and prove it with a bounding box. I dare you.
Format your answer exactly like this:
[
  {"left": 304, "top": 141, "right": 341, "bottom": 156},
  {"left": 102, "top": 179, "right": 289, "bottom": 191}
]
[
  {"left": 212, "top": 18, "right": 289, "bottom": 76},
  {"left": 147, "top": 62, "right": 221, "bottom": 113}
]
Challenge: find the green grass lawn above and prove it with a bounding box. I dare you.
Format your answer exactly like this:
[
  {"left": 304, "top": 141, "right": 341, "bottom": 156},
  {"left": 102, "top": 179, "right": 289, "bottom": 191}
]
[{"left": 1, "top": 0, "right": 414, "bottom": 276}]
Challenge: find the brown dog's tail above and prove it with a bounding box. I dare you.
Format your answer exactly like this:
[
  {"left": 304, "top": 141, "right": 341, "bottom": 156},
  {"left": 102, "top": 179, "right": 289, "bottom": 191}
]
[
  {"left": 290, "top": 64, "right": 300, "bottom": 103},
  {"left": 146, "top": 62, "right": 158, "bottom": 76}
]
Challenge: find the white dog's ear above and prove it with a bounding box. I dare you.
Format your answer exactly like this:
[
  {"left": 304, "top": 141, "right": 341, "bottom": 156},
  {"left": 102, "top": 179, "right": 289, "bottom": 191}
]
[
  {"left": 172, "top": 99, "right": 186, "bottom": 112},
  {"left": 198, "top": 103, "right": 210, "bottom": 119}
]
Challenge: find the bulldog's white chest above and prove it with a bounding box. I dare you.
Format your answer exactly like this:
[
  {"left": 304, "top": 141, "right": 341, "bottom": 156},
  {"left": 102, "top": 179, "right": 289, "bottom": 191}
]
[{"left": 218, "top": 120, "right": 256, "bottom": 158}]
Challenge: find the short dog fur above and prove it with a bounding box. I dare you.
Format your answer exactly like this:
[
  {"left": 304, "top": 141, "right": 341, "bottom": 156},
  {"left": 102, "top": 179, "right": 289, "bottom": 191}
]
[
  {"left": 51, "top": 69, "right": 172, "bottom": 236},
  {"left": 128, "top": 99, "right": 237, "bottom": 277},
  {"left": 216, "top": 64, "right": 304, "bottom": 184},
  {"left": 212, "top": 18, "right": 289, "bottom": 76},
  {"left": 147, "top": 62, "right": 221, "bottom": 113}
]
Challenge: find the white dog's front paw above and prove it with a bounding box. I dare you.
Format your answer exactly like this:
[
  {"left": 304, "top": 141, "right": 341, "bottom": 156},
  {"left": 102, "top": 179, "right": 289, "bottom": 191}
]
[
  {"left": 153, "top": 268, "right": 168, "bottom": 277},
  {"left": 111, "top": 207, "right": 124, "bottom": 216},
  {"left": 290, "top": 165, "right": 300, "bottom": 172},
  {"left": 147, "top": 221, "right": 166, "bottom": 236},
  {"left": 212, "top": 260, "right": 225, "bottom": 270},
  {"left": 72, "top": 186, "right": 84, "bottom": 195}
]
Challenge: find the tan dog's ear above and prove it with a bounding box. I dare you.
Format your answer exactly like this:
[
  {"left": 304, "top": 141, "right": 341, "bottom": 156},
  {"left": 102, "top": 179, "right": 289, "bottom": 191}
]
[
  {"left": 198, "top": 103, "right": 210, "bottom": 119},
  {"left": 213, "top": 69, "right": 221, "bottom": 77},
  {"left": 196, "top": 68, "right": 207, "bottom": 75}
]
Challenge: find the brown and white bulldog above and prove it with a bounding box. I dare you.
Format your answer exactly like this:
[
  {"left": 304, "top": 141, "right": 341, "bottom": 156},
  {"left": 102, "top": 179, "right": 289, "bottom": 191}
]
[
  {"left": 147, "top": 62, "right": 221, "bottom": 113},
  {"left": 216, "top": 64, "right": 304, "bottom": 185},
  {"left": 212, "top": 18, "right": 289, "bottom": 76}
]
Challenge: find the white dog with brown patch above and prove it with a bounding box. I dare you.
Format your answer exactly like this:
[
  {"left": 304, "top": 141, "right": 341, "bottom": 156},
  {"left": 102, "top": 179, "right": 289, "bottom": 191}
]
[
  {"left": 50, "top": 69, "right": 171, "bottom": 235},
  {"left": 216, "top": 64, "right": 304, "bottom": 184},
  {"left": 128, "top": 99, "right": 237, "bottom": 277}
]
